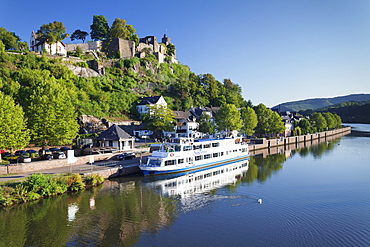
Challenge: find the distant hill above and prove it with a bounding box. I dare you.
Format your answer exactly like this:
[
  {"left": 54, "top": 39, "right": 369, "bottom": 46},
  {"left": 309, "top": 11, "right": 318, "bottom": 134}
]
[{"left": 272, "top": 94, "right": 370, "bottom": 112}]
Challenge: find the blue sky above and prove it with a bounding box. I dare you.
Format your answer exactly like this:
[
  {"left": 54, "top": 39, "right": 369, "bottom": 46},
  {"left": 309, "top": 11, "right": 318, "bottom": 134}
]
[{"left": 1, "top": 0, "right": 370, "bottom": 107}]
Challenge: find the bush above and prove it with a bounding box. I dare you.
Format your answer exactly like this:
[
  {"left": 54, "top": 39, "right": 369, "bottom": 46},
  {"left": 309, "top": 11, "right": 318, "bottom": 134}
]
[
  {"left": 76, "top": 62, "right": 88, "bottom": 68},
  {"left": 84, "top": 174, "right": 105, "bottom": 186},
  {"left": 66, "top": 174, "right": 85, "bottom": 192}
]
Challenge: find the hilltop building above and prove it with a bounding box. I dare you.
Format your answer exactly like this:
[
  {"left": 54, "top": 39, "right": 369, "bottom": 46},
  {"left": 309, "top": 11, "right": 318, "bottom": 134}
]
[
  {"left": 29, "top": 31, "right": 67, "bottom": 56},
  {"left": 63, "top": 34, "right": 177, "bottom": 63}
]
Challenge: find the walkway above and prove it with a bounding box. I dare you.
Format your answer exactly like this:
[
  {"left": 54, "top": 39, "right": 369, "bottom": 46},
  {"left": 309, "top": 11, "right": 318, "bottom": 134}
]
[{"left": 0, "top": 156, "right": 146, "bottom": 183}]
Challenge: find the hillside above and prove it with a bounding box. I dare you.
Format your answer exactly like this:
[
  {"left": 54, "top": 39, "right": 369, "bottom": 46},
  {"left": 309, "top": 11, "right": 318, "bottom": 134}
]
[{"left": 272, "top": 94, "right": 370, "bottom": 112}]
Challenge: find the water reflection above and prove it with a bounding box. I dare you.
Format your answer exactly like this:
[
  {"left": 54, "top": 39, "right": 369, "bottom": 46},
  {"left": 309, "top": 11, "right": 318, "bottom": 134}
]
[{"left": 142, "top": 160, "right": 250, "bottom": 198}]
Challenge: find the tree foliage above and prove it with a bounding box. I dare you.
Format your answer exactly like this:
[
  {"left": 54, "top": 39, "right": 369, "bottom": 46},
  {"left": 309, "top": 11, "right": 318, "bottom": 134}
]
[
  {"left": 110, "top": 18, "right": 139, "bottom": 45},
  {"left": 253, "top": 104, "right": 284, "bottom": 136},
  {"left": 143, "top": 104, "right": 175, "bottom": 136},
  {"left": 36, "top": 21, "right": 68, "bottom": 54},
  {"left": 24, "top": 76, "right": 79, "bottom": 146},
  {"left": 0, "top": 91, "right": 30, "bottom": 151},
  {"left": 196, "top": 112, "right": 215, "bottom": 135},
  {"left": 240, "top": 106, "right": 257, "bottom": 136},
  {"left": 0, "top": 27, "right": 21, "bottom": 50},
  {"left": 310, "top": 112, "right": 327, "bottom": 132},
  {"left": 166, "top": 43, "right": 176, "bottom": 56},
  {"left": 90, "top": 15, "right": 110, "bottom": 41},
  {"left": 70, "top": 29, "right": 88, "bottom": 43},
  {"left": 214, "top": 104, "right": 242, "bottom": 135}
]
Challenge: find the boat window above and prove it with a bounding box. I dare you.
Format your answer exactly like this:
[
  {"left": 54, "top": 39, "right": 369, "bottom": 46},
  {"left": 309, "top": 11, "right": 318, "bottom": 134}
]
[
  {"left": 193, "top": 144, "right": 202, "bottom": 150},
  {"left": 165, "top": 160, "right": 176, "bottom": 166},
  {"left": 220, "top": 152, "right": 224, "bottom": 156},
  {"left": 204, "top": 154, "right": 211, "bottom": 159},
  {"left": 183, "top": 146, "right": 192, "bottom": 151},
  {"left": 178, "top": 158, "right": 184, "bottom": 164},
  {"left": 195, "top": 155, "right": 202, "bottom": 161},
  {"left": 212, "top": 142, "right": 219, "bottom": 147},
  {"left": 175, "top": 145, "right": 181, "bottom": 152},
  {"left": 147, "top": 158, "right": 162, "bottom": 167},
  {"left": 213, "top": 170, "right": 221, "bottom": 175},
  {"left": 203, "top": 143, "right": 211, "bottom": 148},
  {"left": 213, "top": 153, "right": 219, "bottom": 157}
]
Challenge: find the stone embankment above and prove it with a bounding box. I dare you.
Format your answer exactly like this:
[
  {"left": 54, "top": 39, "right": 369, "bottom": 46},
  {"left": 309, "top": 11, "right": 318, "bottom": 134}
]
[{"left": 249, "top": 127, "right": 351, "bottom": 157}]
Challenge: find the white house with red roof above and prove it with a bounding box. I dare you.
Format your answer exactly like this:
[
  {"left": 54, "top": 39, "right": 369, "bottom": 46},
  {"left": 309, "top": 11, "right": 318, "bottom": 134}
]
[{"left": 30, "top": 31, "right": 67, "bottom": 56}]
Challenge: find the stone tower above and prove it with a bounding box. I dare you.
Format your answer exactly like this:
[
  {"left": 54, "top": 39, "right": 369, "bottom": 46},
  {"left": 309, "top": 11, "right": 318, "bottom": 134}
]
[{"left": 162, "top": 34, "right": 171, "bottom": 46}]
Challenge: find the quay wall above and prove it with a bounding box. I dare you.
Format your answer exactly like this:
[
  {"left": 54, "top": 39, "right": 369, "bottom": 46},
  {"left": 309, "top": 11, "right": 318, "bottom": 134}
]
[
  {"left": 249, "top": 127, "right": 351, "bottom": 157},
  {"left": 82, "top": 165, "right": 141, "bottom": 179}
]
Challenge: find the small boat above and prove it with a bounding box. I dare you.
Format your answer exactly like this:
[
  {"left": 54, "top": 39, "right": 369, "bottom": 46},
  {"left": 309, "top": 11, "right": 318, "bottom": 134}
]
[{"left": 139, "top": 137, "right": 250, "bottom": 176}]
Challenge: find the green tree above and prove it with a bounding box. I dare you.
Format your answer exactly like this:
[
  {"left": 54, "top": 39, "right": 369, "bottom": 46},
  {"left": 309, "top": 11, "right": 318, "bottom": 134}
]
[
  {"left": 0, "top": 40, "right": 4, "bottom": 53},
  {"left": 268, "top": 111, "right": 285, "bottom": 135},
  {"left": 223, "top": 78, "right": 244, "bottom": 107},
  {"left": 310, "top": 112, "right": 327, "bottom": 132},
  {"left": 75, "top": 45, "right": 83, "bottom": 57},
  {"left": 25, "top": 79, "right": 79, "bottom": 146},
  {"left": 240, "top": 106, "right": 257, "bottom": 136},
  {"left": 70, "top": 29, "right": 88, "bottom": 43},
  {"left": 332, "top": 113, "right": 342, "bottom": 128},
  {"left": 0, "top": 27, "right": 21, "bottom": 50},
  {"left": 322, "top": 112, "right": 335, "bottom": 129},
  {"left": 0, "top": 92, "right": 30, "bottom": 151},
  {"left": 36, "top": 21, "right": 68, "bottom": 54},
  {"left": 214, "top": 104, "right": 242, "bottom": 136},
  {"left": 143, "top": 104, "right": 175, "bottom": 138},
  {"left": 166, "top": 43, "right": 176, "bottom": 56},
  {"left": 253, "top": 103, "right": 271, "bottom": 136},
  {"left": 196, "top": 112, "right": 215, "bottom": 135},
  {"left": 90, "top": 15, "right": 110, "bottom": 41},
  {"left": 297, "top": 118, "right": 313, "bottom": 134},
  {"left": 110, "top": 18, "right": 139, "bottom": 45}
]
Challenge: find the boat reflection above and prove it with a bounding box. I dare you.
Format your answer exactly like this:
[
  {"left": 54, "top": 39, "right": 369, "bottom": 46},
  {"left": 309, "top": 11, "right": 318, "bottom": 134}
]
[{"left": 142, "top": 160, "right": 249, "bottom": 198}]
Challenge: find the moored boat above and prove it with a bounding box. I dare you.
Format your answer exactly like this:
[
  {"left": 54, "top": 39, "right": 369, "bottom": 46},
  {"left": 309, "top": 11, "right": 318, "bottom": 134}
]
[{"left": 139, "top": 137, "right": 249, "bottom": 176}]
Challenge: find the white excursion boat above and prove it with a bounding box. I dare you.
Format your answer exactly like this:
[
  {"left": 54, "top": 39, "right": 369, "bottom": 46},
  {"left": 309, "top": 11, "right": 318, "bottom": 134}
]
[{"left": 139, "top": 137, "right": 250, "bottom": 176}]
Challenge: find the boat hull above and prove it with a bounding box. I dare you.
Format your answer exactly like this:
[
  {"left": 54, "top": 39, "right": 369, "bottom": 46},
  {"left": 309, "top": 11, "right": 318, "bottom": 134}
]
[{"left": 140, "top": 155, "right": 250, "bottom": 176}]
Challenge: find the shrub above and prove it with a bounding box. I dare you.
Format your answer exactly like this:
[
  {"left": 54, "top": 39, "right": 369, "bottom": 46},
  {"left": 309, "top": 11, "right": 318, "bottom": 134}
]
[
  {"left": 66, "top": 174, "right": 85, "bottom": 192},
  {"left": 27, "top": 192, "right": 41, "bottom": 201},
  {"left": 76, "top": 62, "right": 88, "bottom": 68},
  {"left": 84, "top": 174, "right": 104, "bottom": 186}
]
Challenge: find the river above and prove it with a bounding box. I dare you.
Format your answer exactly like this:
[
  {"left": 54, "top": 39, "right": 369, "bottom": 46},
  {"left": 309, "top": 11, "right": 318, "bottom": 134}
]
[{"left": 0, "top": 124, "right": 369, "bottom": 247}]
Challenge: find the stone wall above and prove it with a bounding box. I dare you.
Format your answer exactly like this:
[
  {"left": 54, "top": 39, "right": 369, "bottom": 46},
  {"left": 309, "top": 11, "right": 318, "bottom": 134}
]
[
  {"left": 0, "top": 152, "right": 118, "bottom": 175},
  {"left": 65, "top": 41, "right": 102, "bottom": 52},
  {"left": 249, "top": 127, "right": 351, "bottom": 152},
  {"left": 103, "top": 38, "right": 135, "bottom": 58},
  {"left": 249, "top": 130, "right": 350, "bottom": 158}
]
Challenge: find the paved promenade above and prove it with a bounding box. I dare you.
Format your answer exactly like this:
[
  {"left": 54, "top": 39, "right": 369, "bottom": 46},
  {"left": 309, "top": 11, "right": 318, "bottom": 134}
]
[{"left": 0, "top": 156, "right": 145, "bottom": 183}]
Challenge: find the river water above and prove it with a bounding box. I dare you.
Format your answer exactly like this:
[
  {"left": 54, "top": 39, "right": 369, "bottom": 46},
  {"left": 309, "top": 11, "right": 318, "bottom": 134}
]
[{"left": 0, "top": 124, "right": 369, "bottom": 247}]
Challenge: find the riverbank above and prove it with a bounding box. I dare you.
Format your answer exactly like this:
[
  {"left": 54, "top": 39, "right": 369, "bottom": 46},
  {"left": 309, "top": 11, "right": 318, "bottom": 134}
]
[
  {"left": 249, "top": 127, "right": 351, "bottom": 151},
  {"left": 0, "top": 127, "right": 351, "bottom": 181}
]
